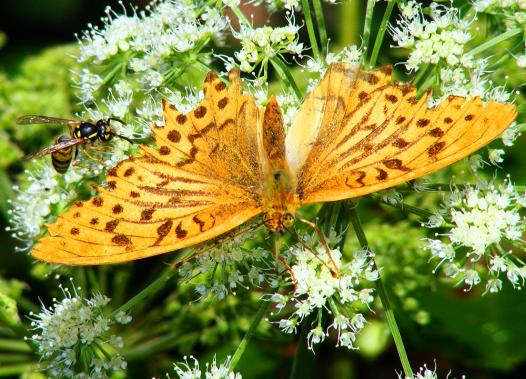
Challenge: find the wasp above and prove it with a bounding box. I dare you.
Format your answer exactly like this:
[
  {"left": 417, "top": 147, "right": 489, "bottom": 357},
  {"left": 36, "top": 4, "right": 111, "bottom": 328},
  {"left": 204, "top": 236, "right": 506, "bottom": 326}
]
[{"left": 16, "top": 115, "right": 134, "bottom": 173}]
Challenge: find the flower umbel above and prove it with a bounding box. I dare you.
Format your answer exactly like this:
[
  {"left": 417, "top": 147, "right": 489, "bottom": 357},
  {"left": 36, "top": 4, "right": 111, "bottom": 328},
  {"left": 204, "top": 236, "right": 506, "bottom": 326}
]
[
  {"left": 425, "top": 179, "right": 526, "bottom": 292},
  {"left": 271, "top": 231, "right": 378, "bottom": 351},
  {"left": 29, "top": 281, "right": 130, "bottom": 377}
]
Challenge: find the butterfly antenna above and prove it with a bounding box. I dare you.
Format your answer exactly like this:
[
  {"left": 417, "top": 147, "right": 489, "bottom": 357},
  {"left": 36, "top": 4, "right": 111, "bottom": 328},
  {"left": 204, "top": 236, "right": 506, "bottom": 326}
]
[{"left": 284, "top": 225, "right": 340, "bottom": 278}]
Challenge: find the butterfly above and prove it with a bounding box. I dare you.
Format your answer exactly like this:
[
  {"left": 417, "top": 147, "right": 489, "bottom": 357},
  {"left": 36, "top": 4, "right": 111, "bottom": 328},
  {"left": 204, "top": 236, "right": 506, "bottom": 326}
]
[{"left": 31, "top": 63, "right": 516, "bottom": 265}]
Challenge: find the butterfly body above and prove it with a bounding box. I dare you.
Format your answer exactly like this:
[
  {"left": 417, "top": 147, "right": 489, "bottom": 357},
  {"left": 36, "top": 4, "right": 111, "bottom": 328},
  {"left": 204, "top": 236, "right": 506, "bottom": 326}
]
[{"left": 30, "top": 64, "right": 517, "bottom": 265}]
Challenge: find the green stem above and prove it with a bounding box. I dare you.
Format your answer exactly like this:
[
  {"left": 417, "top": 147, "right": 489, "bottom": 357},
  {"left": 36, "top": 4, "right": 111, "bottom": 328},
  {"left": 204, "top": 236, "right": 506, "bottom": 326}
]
[
  {"left": 124, "top": 332, "right": 199, "bottom": 361},
  {"left": 360, "top": 0, "right": 376, "bottom": 58},
  {"left": 371, "top": 195, "right": 434, "bottom": 219},
  {"left": 110, "top": 265, "right": 177, "bottom": 318},
  {"left": 290, "top": 312, "right": 317, "bottom": 379},
  {"left": 312, "top": 0, "right": 328, "bottom": 54},
  {"left": 229, "top": 300, "right": 270, "bottom": 370},
  {"left": 231, "top": 6, "right": 250, "bottom": 27},
  {"left": 369, "top": 0, "right": 396, "bottom": 68},
  {"left": 0, "top": 364, "right": 36, "bottom": 377},
  {"left": 416, "top": 71, "right": 436, "bottom": 98},
  {"left": 0, "top": 171, "right": 14, "bottom": 219},
  {"left": 413, "top": 64, "right": 431, "bottom": 86},
  {"left": 467, "top": 28, "right": 522, "bottom": 57},
  {"left": 0, "top": 339, "right": 32, "bottom": 353},
  {"left": 348, "top": 205, "right": 413, "bottom": 378},
  {"left": 270, "top": 58, "right": 302, "bottom": 100},
  {"left": 300, "top": 0, "right": 320, "bottom": 60}
]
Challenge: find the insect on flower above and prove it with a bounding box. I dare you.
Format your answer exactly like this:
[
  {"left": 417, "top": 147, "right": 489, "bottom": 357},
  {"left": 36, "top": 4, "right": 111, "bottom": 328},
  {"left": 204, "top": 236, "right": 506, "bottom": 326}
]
[
  {"left": 17, "top": 115, "right": 134, "bottom": 173},
  {"left": 31, "top": 63, "right": 516, "bottom": 265}
]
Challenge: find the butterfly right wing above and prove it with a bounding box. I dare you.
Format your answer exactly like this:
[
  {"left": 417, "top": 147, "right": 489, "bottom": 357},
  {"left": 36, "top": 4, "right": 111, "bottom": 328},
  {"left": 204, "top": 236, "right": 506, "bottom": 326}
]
[
  {"left": 24, "top": 138, "right": 86, "bottom": 160},
  {"left": 32, "top": 69, "right": 265, "bottom": 265}
]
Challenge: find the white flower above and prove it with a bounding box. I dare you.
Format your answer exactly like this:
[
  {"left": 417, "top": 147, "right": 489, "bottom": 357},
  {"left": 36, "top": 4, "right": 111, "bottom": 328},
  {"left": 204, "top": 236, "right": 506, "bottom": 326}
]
[
  {"left": 172, "top": 355, "right": 241, "bottom": 379},
  {"left": 231, "top": 19, "right": 303, "bottom": 73},
  {"left": 425, "top": 181, "right": 526, "bottom": 292},
  {"left": 271, "top": 232, "right": 376, "bottom": 351},
  {"left": 29, "top": 282, "right": 128, "bottom": 377}
]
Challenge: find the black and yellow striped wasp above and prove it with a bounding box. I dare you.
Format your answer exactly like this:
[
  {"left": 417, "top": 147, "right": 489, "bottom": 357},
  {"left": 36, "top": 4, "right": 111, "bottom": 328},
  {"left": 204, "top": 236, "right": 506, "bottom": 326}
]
[{"left": 16, "top": 115, "right": 134, "bottom": 173}]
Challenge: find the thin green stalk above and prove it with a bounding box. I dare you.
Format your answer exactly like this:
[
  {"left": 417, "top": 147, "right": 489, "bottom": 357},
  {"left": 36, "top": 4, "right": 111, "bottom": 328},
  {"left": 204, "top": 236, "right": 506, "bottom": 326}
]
[
  {"left": 300, "top": 0, "right": 320, "bottom": 60},
  {"left": 231, "top": 6, "right": 250, "bottom": 27},
  {"left": 413, "top": 64, "right": 431, "bottom": 86},
  {"left": 124, "top": 332, "right": 199, "bottom": 361},
  {"left": 0, "top": 364, "right": 36, "bottom": 377},
  {"left": 360, "top": 0, "right": 376, "bottom": 57},
  {"left": 229, "top": 300, "right": 270, "bottom": 370},
  {"left": 312, "top": 0, "right": 328, "bottom": 54},
  {"left": 0, "top": 339, "right": 32, "bottom": 353},
  {"left": 290, "top": 312, "right": 317, "bottom": 379},
  {"left": 348, "top": 205, "right": 413, "bottom": 378},
  {"left": 467, "top": 28, "right": 522, "bottom": 57},
  {"left": 270, "top": 58, "right": 302, "bottom": 100},
  {"left": 371, "top": 195, "right": 434, "bottom": 219},
  {"left": 369, "top": 0, "right": 397, "bottom": 68},
  {"left": 110, "top": 265, "right": 177, "bottom": 318},
  {"left": 416, "top": 72, "right": 436, "bottom": 98},
  {"left": 0, "top": 171, "right": 14, "bottom": 219}
]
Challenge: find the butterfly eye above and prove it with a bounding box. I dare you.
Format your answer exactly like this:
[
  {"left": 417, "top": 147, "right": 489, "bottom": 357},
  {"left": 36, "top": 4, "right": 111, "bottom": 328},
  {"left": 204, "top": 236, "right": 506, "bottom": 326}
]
[{"left": 283, "top": 213, "right": 294, "bottom": 227}]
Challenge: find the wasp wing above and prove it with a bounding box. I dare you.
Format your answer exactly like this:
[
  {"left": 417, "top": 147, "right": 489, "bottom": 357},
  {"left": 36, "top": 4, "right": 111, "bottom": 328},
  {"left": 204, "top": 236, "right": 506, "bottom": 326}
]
[
  {"left": 16, "top": 115, "right": 81, "bottom": 132},
  {"left": 24, "top": 138, "right": 87, "bottom": 160}
]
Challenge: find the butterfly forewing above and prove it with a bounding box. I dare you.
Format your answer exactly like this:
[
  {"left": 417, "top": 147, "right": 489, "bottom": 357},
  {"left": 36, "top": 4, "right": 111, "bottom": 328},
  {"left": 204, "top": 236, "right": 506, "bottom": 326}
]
[
  {"left": 292, "top": 64, "right": 517, "bottom": 204},
  {"left": 32, "top": 70, "right": 265, "bottom": 265}
]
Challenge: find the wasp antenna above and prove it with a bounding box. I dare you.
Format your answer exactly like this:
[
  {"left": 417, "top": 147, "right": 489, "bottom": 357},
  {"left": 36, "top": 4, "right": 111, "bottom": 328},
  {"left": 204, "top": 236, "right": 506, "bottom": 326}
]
[
  {"left": 115, "top": 134, "right": 135, "bottom": 144},
  {"left": 107, "top": 117, "right": 126, "bottom": 125}
]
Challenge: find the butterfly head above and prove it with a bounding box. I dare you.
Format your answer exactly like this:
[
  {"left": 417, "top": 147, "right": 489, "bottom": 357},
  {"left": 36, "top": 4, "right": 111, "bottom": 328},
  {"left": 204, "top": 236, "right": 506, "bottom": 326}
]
[{"left": 264, "top": 212, "right": 295, "bottom": 232}]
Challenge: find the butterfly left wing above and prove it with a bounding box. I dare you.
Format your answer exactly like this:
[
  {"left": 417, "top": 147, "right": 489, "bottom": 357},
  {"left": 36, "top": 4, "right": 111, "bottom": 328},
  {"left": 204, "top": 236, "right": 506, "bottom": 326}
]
[
  {"left": 289, "top": 63, "right": 517, "bottom": 204},
  {"left": 31, "top": 69, "right": 265, "bottom": 265}
]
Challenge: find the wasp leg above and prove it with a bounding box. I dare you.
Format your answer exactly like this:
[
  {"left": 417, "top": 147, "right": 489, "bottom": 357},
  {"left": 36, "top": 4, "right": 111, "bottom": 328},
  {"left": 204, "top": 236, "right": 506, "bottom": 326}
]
[
  {"left": 296, "top": 217, "right": 341, "bottom": 278},
  {"left": 88, "top": 146, "right": 113, "bottom": 152},
  {"left": 82, "top": 146, "right": 105, "bottom": 165}
]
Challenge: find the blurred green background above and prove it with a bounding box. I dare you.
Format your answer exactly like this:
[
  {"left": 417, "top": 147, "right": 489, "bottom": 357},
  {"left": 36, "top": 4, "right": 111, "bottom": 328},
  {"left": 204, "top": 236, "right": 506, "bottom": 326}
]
[{"left": 2, "top": 1, "right": 526, "bottom": 378}]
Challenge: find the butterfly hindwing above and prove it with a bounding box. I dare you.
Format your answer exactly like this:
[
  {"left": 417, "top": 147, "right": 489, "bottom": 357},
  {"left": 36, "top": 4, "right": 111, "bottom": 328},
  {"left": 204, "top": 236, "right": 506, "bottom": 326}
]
[{"left": 32, "top": 70, "right": 264, "bottom": 265}]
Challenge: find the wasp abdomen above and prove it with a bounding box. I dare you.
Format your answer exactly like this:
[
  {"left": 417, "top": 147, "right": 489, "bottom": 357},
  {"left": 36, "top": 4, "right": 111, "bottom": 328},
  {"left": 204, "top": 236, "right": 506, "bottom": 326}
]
[{"left": 51, "top": 135, "right": 73, "bottom": 173}]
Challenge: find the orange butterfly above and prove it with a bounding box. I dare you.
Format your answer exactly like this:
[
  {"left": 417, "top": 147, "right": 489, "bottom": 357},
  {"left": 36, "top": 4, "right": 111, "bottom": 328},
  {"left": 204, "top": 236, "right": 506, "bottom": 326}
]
[{"left": 32, "top": 63, "right": 516, "bottom": 264}]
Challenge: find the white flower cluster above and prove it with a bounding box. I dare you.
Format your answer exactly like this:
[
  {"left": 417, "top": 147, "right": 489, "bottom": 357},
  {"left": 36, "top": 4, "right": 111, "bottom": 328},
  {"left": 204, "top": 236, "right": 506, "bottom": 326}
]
[
  {"left": 29, "top": 282, "right": 131, "bottom": 378},
  {"left": 171, "top": 355, "right": 241, "bottom": 379},
  {"left": 178, "top": 227, "right": 279, "bottom": 300},
  {"left": 425, "top": 180, "right": 526, "bottom": 293},
  {"left": 77, "top": 0, "right": 227, "bottom": 94},
  {"left": 231, "top": 19, "right": 304, "bottom": 73},
  {"left": 272, "top": 233, "right": 378, "bottom": 351},
  {"left": 473, "top": 0, "right": 526, "bottom": 68},
  {"left": 390, "top": 1, "right": 511, "bottom": 105},
  {"left": 397, "top": 362, "right": 466, "bottom": 379},
  {"left": 6, "top": 165, "right": 79, "bottom": 250}
]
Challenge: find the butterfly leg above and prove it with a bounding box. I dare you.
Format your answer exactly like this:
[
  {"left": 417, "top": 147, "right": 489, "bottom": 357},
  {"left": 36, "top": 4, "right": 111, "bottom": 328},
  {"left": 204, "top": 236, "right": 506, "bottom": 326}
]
[
  {"left": 296, "top": 217, "right": 341, "bottom": 278},
  {"left": 285, "top": 226, "right": 340, "bottom": 279},
  {"left": 263, "top": 233, "right": 297, "bottom": 289}
]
